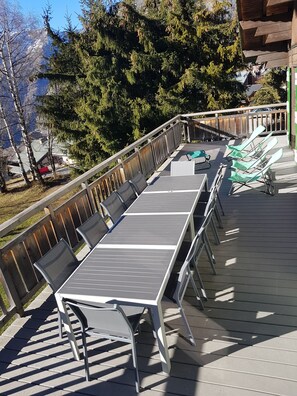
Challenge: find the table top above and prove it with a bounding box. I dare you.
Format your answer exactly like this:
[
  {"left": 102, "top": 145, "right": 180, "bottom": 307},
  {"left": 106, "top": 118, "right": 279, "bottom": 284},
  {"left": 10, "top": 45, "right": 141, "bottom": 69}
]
[
  {"left": 144, "top": 174, "right": 207, "bottom": 193},
  {"left": 58, "top": 247, "right": 176, "bottom": 305},
  {"left": 57, "top": 173, "right": 207, "bottom": 306},
  {"left": 125, "top": 191, "right": 198, "bottom": 215},
  {"left": 98, "top": 214, "right": 189, "bottom": 247}
]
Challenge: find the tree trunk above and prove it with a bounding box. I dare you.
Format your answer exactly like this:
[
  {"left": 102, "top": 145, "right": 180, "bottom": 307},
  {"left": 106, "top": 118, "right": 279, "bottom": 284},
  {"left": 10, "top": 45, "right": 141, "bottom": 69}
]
[
  {"left": 0, "top": 34, "right": 44, "bottom": 185},
  {"left": 0, "top": 102, "right": 31, "bottom": 186},
  {"left": 0, "top": 171, "right": 7, "bottom": 193}
]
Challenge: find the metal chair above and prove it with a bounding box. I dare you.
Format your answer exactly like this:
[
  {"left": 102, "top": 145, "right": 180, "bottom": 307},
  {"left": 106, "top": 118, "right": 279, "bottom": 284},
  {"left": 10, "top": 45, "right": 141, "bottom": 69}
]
[
  {"left": 128, "top": 172, "right": 147, "bottom": 195},
  {"left": 164, "top": 228, "right": 208, "bottom": 346},
  {"left": 76, "top": 212, "right": 109, "bottom": 249},
  {"left": 231, "top": 137, "right": 278, "bottom": 172},
  {"left": 64, "top": 299, "right": 144, "bottom": 392},
  {"left": 226, "top": 125, "right": 266, "bottom": 155},
  {"left": 228, "top": 148, "right": 283, "bottom": 196},
  {"left": 33, "top": 239, "right": 80, "bottom": 338},
  {"left": 100, "top": 191, "right": 126, "bottom": 224},
  {"left": 198, "top": 163, "right": 227, "bottom": 217},
  {"left": 170, "top": 161, "right": 195, "bottom": 176},
  {"left": 116, "top": 180, "right": 137, "bottom": 208},
  {"left": 194, "top": 186, "right": 222, "bottom": 244},
  {"left": 228, "top": 131, "right": 273, "bottom": 161}
]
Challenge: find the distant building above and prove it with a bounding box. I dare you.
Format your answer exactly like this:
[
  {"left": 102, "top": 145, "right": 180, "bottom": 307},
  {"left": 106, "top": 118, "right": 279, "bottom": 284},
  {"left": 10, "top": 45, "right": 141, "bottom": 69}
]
[{"left": 5, "top": 138, "right": 72, "bottom": 176}]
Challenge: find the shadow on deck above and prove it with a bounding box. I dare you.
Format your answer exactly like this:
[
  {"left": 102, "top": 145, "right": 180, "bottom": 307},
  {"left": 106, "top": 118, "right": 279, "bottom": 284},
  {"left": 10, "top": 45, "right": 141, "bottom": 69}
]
[{"left": 1, "top": 135, "right": 297, "bottom": 395}]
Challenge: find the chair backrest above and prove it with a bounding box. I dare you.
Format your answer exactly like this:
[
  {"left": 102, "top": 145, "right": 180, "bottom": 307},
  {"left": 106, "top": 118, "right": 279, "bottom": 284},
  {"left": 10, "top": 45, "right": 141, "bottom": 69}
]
[
  {"left": 170, "top": 161, "right": 195, "bottom": 176},
  {"left": 247, "top": 148, "right": 283, "bottom": 182},
  {"left": 33, "top": 239, "right": 79, "bottom": 292},
  {"left": 245, "top": 125, "right": 266, "bottom": 146},
  {"left": 209, "top": 163, "right": 226, "bottom": 192},
  {"left": 116, "top": 181, "right": 137, "bottom": 209},
  {"left": 76, "top": 212, "right": 109, "bottom": 249},
  {"left": 100, "top": 191, "right": 126, "bottom": 224},
  {"left": 173, "top": 228, "right": 203, "bottom": 303},
  {"left": 65, "top": 300, "right": 133, "bottom": 340},
  {"left": 249, "top": 137, "right": 278, "bottom": 169},
  {"left": 201, "top": 187, "right": 217, "bottom": 218},
  {"left": 232, "top": 125, "right": 266, "bottom": 152},
  {"left": 129, "top": 172, "right": 147, "bottom": 195}
]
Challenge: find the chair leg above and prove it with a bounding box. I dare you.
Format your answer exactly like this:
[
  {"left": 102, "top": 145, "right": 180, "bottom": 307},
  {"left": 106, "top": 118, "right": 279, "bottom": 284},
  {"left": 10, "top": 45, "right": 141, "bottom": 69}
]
[
  {"left": 203, "top": 234, "right": 217, "bottom": 275},
  {"left": 190, "top": 270, "right": 206, "bottom": 306},
  {"left": 217, "top": 194, "right": 225, "bottom": 216},
  {"left": 58, "top": 312, "right": 63, "bottom": 339},
  {"left": 82, "top": 333, "right": 91, "bottom": 381},
  {"left": 214, "top": 206, "right": 224, "bottom": 229},
  {"left": 131, "top": 337, "right": 140, "bottom": 393},
  {"left": 191, "top": 264, "right": 208, "bottom": 301},
  {"left": 178, "top": 304, "right": 196, "bottom": 346},
  {"left": 210, "top": 218, "right": 220, "bottom": 245}
]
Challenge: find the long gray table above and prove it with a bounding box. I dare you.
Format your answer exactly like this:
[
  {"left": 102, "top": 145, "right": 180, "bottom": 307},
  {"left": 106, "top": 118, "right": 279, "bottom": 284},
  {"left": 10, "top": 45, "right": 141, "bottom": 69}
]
[
  {"left": 56, "top": 173, "right": 207, "bottom": 374},
  {"left": 125, "top": 191, "right": 198, "bottom": 215},
  {"left": 144, "top": 174, "right": 207, "bottom": 193}
]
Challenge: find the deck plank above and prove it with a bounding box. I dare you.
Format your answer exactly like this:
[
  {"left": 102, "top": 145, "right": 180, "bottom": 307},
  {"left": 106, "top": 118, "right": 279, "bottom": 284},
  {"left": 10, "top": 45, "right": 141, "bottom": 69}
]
[{"left": 1, "top": 135, "right": 297, "bottom": 395}]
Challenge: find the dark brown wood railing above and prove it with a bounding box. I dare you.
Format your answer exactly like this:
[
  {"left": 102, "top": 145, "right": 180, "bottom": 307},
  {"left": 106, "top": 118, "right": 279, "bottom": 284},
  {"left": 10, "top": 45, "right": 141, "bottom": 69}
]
[{"left": 0, "top": 104, "right": 287, "bottom": 328}]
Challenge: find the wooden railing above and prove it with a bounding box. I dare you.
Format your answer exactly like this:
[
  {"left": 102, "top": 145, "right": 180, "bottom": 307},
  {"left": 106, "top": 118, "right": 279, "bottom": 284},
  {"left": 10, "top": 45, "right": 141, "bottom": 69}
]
[
  {"left": 0, "top": 115, "right": 184, "bottom": 327},
  {"left": 183, "top": 103, "right": 287, "bottom": 141},
  {"left": 0, "top": 104, "right": 288, "bottom": 328}
]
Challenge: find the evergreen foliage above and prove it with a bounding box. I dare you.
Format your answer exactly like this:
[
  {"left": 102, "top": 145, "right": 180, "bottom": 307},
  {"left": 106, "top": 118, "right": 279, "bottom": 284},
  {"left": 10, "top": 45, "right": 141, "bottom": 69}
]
[
  {"left": 252, "top": 68, "right": 286, "bottom": 106},
  {"left": 37, "top": 0, "right": 244, "bottom": 170}
]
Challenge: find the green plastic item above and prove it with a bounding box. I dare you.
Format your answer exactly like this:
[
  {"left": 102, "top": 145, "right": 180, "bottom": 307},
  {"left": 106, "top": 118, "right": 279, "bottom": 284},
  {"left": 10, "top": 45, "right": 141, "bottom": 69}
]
[{"left": 186, "top": 150, "right": 211, "bottom": 160}]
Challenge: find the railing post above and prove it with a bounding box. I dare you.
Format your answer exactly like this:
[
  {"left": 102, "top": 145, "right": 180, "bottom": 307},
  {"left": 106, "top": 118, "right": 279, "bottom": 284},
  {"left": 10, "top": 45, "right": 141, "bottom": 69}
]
[
  {"left": 134, "top": 147, "right": 144, "bottom": 175},
  {"left": 186, "top": 119, "right": 195, "bottom": 142},
  {"left": 215, "top": 113, "right": 219, "bottom": 130},
  {"left": 148, "top": 138, "right": 157, "bottom": 170},
  {"left": 117, "top": 158, "right": 127, "bottom": 182},
  {"left": 44, "top": 204, "right": 62, "bottom": 242},
  {"left": 0, "top": 255, "right": 24, "bottom": 317},
  {"left": 81, "top": 181, "right": 96, "bottom": 214},
  {"left": 164, "top": 127, "right": 170, "bottom": 155}
]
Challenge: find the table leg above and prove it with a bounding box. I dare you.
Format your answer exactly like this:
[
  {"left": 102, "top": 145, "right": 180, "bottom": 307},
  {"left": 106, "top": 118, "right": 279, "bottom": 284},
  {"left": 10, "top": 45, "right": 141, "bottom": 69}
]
[
  {"left": 189, "top": 215, "right": 195, "bottom": 240},
  {"left": 150, "top": 303, "right": 171, "bottom": 373},
  {"left": 55, "top": 294, "right": 81, "bottom": 361}
]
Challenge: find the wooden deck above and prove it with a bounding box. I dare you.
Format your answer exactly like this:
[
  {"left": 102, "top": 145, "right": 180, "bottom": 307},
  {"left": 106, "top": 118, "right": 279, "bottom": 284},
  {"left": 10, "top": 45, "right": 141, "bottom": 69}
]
[{"left": 1, "top": 135, "right": 297, "bottom": 395}]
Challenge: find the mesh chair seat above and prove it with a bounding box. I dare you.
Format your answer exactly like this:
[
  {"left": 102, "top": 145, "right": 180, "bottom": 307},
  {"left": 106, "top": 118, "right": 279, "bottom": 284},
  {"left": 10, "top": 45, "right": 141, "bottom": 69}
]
[
  {"left": 129, "top": 172, "right": 147, "bottom": 195},
  {"left": 33, "top": 239, "right": 80, "bottom": 338},
  {"left": 100, "top": 191, "right": 126, "bottom": 224},
  {"left": 116, "top": 181, "right": 137, "bottom": 208},
  {"left": 65, "top": 299, "right": 145, "bottom": 392},
  {"left": 163, "top": 228, "right": 211, "bottom": 346},
  {"left": 76, "top": 212, "right": 109, "bottom": 249}
]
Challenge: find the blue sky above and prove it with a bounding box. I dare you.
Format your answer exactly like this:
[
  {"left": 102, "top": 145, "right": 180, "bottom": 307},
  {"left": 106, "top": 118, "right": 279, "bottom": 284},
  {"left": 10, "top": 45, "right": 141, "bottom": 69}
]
[{"left": 17, "top": 0, "right": 82, "bottom": 30}]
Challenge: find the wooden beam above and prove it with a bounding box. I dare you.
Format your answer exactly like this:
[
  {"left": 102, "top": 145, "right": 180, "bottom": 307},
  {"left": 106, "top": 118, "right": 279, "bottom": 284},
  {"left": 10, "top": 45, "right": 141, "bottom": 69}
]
[
  {"left": 255, "top": 21, "right": 291, "bottom": 36},
  {"left": 255, "top": 51, "right": 289, "bottom": 62},
  {"left": 240, "top": 13, "right": 292, "bottom": 30},
  {"left": 267, "top": 0, "right": 293, "bottom": 7},
  {"left": 292, "top": 0, "right": 297, "bottom": 46},
  {"left": 256, "top": 53, "right": 289, "bottom": 64},
  {"left": 265, "top": 58, "right": 289, "bottom": 67},
  {"left": 265, "top": 30, "right": 292, "bottom": 43}
]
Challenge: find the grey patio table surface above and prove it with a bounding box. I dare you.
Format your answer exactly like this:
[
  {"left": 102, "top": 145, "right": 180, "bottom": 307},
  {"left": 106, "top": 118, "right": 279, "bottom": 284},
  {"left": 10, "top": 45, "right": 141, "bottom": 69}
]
[
  {"left": 56, "top": 174, "right": 207, "bottom": 374},
  {"left": 143, "top": 174, "right": 207, "bottom": 193},
  {"left": 125, "top": 191, "right": 199, "bottom": 215}
]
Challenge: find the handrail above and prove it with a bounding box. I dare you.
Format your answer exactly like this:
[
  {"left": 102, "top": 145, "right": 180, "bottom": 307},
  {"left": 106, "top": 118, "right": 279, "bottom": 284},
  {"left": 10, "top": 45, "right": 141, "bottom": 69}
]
[
  {"left": 181, "top": 103, "right": 286, "bottom": 118},
  {"left": 0, "top": 104, "right": 286, "bottom": 237},
  {"left": 0, "top": 114, "right": 182, "bottom": 237}
]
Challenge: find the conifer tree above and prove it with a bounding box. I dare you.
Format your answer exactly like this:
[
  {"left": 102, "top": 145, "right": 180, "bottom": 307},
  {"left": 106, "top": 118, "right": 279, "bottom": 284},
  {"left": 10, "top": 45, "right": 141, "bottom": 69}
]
[{"left": 38, "top": 0, "right": 244, "bottom": 170}]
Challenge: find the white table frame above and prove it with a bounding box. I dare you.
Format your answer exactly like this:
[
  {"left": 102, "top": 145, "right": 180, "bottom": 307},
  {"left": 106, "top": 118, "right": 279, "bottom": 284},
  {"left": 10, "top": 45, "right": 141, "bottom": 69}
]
[{"left": 55, "top": 174, "right": 207, "bottom": 374}]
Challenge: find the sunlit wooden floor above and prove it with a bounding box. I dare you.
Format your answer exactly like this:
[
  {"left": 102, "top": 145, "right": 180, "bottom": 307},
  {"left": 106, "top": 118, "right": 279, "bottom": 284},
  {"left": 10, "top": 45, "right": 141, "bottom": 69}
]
[{"left": 1, "top": 134, "right": 297, "bottom": 395}]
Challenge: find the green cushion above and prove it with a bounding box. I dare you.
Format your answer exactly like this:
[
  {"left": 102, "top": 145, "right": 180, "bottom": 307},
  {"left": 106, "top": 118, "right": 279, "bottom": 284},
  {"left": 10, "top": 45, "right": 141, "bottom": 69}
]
[{"left": 186, "top": 150, "right": 210, "bottom": 160}]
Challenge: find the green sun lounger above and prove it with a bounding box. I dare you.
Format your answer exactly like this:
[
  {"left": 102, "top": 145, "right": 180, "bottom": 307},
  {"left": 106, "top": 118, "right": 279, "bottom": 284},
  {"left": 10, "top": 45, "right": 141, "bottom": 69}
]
[{"left": 228, "top": 148, "right": 283, "bottom": 196}]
